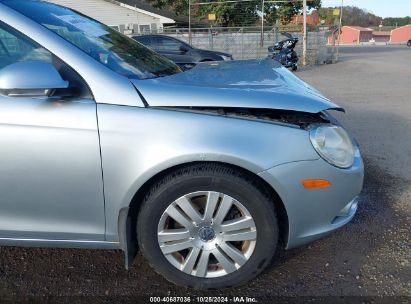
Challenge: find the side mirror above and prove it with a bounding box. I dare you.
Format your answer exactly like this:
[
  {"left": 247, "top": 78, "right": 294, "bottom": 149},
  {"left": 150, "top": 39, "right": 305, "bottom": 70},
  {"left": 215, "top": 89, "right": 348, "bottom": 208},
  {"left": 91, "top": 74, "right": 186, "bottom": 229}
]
[
  {"left": 179, "top": 45, "right": 190, "bottom": 53},
  {"left": 0, "top": 60, "right": 69, "bottom": 97}
]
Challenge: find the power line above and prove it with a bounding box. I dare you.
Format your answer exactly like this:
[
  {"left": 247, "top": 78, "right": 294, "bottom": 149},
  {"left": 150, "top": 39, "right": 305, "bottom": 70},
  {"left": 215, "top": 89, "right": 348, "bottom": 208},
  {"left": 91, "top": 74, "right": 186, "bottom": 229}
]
[{"left": 194, "top": 0, "right": 315, "bottom": 4}]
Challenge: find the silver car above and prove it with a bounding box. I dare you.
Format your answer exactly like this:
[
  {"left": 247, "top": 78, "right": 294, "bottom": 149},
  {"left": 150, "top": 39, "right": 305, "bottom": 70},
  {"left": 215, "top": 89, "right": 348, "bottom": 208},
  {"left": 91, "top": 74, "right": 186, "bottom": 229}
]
[{"left": 0, "top": 0, "right": 364, "bottom": 289}]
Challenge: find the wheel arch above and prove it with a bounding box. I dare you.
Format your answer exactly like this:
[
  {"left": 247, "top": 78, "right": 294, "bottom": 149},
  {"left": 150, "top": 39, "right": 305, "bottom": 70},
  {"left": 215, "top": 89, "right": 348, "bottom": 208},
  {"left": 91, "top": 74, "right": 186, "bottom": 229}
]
[{"left": 119, "top": 161, "right": 289, "bottom": 269}]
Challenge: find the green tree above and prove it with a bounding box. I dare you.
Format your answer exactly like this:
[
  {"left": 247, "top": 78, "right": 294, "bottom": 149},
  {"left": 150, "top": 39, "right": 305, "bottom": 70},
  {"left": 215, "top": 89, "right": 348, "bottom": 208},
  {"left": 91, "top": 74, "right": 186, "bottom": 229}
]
[
  {"left": 383, "top": 16, "right": 411, "bottom": 27},
  {"left": 318, "top": 6, "right": 383, "bottom": 27},
  {"left": 318, "top": 7, "right": 335, "bottom": 25},
  {"left": 146, "top": 0, "right": 321, "bottom": 26},
  {"left": 266, "top": 0, "right": 321, "bottom": 25},
  {"left": 341, "top": 6, "right": 382, "bottom": 27}
]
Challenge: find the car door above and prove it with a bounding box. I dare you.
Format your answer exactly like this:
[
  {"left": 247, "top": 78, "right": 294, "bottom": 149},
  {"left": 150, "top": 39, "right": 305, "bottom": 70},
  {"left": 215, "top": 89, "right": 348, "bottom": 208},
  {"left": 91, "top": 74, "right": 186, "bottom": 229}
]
[
  {"left": 153, "top": 36, "right": 193, "bottom": 65},
  {"left": 0, "top": 22, "right": 105, "bottom": 241}
]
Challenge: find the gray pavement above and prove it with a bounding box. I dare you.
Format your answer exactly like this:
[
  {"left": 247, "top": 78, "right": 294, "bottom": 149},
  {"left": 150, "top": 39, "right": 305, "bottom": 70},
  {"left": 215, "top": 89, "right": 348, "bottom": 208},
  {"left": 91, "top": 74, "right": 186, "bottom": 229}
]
[
  {"left": 299, "top": 45, "right": 411, "bottom": 180},
  {"left": 0, "top": 46, "right": 410, "bottom": 299}
]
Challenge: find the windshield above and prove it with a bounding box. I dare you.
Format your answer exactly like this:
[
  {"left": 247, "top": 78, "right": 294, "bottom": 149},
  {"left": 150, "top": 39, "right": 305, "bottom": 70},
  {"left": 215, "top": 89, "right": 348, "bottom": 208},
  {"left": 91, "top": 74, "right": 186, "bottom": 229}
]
[{"left": 3, "top": 0, "right": 181, "bottom": 79}]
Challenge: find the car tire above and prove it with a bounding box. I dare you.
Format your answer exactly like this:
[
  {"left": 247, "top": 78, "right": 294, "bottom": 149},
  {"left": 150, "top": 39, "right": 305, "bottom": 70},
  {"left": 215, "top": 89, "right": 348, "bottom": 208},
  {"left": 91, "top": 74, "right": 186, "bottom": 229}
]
[{"left": 137, "top": 163, "right": 279, "bottom": 289}]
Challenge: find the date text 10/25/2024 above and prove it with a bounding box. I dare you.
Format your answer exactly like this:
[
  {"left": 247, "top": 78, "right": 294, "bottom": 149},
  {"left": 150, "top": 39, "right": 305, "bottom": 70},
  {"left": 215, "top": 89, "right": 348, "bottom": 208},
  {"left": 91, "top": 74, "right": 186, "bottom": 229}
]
[{"left": 149, "top": 296, "right": 258, "bottom": 303}]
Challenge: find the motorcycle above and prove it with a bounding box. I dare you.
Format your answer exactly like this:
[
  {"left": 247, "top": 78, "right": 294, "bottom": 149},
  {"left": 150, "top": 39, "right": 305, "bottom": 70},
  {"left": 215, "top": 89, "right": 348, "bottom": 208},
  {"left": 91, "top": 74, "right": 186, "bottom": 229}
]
[{"left": 268, "top": 32, "right": 299, "bottom": 71}]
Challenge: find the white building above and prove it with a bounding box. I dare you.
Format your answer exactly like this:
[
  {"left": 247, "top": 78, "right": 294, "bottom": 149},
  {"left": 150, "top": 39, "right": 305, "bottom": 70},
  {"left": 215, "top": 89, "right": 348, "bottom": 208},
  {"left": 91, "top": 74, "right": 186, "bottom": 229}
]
[{"left": 47, "top": 0, "right": 175, "bottom": 35}]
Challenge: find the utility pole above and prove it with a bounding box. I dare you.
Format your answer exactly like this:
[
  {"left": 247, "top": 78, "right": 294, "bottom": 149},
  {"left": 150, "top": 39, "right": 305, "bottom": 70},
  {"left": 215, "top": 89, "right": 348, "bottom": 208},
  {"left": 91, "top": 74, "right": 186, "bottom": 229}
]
[
  {"left": 336, "top": 0, "right": 343, "bottom": 62},
  {"left": 261, "top": 0, "right": 265, "bottom": 47},
  {"left": 188, "top": 0, "right": 192, "bottom": 44},
  {"left": 302, "top": 0, "right": 307, "bottom": 66}
]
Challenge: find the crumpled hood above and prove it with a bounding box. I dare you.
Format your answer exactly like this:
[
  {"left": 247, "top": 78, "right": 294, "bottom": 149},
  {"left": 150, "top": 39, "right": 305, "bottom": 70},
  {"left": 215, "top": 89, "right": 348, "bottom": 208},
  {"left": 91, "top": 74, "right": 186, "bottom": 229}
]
[{"left": 132, "top": 59, "right": 342, "bottom": 113}]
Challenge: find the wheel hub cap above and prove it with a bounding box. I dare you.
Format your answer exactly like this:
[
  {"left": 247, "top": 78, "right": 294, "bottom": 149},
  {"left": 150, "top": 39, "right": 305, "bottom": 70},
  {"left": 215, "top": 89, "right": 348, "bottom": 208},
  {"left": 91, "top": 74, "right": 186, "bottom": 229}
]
[
  {"left": 198, "top": 226, "right": 215, "bottom": 242},
  {"left": 157, "top": 191, "right": 257, "bottom": 278}
]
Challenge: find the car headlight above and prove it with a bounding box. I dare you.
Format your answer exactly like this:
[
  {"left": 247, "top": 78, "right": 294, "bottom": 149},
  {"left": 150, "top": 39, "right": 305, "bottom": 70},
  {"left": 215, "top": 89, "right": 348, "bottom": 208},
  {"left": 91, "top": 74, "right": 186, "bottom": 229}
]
[
  {"left": 309, "top": 125, "right": 355, "bottom": 168},
  {"left": 220, "top": 55, "right": 232, "bottom": 61}
]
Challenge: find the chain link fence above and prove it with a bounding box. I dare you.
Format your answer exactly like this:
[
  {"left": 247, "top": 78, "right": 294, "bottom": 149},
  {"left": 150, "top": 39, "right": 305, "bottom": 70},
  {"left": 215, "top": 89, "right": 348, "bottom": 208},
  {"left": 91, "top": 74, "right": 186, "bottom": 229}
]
[{"left": 139, "top": 25, "right": 334, "bottom": 64}]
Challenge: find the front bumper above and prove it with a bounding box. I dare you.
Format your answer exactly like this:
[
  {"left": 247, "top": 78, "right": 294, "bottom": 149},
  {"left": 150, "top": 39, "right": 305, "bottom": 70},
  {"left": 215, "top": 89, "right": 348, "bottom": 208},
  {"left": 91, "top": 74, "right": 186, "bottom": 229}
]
[{"left": 259, "top": 152, "right": 364, "bottom": 249}]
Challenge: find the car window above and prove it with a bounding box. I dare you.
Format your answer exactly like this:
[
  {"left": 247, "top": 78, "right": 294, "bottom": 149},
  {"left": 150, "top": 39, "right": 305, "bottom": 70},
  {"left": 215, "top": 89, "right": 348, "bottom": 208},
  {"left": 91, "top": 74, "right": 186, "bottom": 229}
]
[
  {"left": 3, "top": 0, "right": 181, "bottom": 80},
  {"left": 0, "top": 22, "right": 52, "bottom": 70},
  {"left": 150, "top": 36, "right": 163, "bottom": 51},
  {"left": 136, "top": 36, "right": 152, "bottom": 46},
  {"left": 0, "top": 21, "right": 92, "bottom": 99},
  {"left": 159, "top": 37, "right": 183, "bottom": 52}
]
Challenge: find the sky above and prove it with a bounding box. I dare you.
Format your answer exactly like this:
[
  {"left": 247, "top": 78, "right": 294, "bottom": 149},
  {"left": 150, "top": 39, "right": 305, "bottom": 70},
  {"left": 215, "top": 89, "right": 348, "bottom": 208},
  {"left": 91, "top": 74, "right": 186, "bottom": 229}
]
[{"left": 321, "top": 0, "right": 411, "bottom": 18}]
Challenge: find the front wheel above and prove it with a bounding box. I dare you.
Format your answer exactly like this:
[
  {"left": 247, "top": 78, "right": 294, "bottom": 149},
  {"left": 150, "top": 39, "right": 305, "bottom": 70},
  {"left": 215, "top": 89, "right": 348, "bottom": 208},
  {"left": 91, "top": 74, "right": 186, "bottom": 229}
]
[{"left": 137, "top": 163, "right": 279, "bottom": 289}]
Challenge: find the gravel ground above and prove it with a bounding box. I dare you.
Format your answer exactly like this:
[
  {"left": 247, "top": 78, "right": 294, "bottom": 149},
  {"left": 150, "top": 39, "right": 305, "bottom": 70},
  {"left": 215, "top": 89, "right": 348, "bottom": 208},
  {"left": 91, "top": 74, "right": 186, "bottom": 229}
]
[{"left": 0, "top": 46, "right": 410, "bottom": 301}]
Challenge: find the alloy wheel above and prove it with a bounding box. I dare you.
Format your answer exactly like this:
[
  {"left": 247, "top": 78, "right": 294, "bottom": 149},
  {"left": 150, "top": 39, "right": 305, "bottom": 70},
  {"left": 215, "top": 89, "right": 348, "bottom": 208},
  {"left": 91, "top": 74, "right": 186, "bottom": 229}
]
[{"left": 157, "top": 191, "right": 257, "bottom": 278}]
